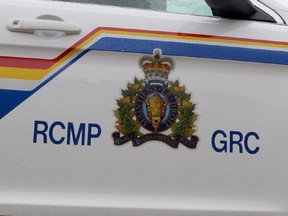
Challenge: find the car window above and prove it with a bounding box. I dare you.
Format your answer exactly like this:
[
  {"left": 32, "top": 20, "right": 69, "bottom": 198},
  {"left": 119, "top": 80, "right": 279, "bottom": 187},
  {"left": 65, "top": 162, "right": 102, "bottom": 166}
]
[
  {"left": 52, "top": 0, "right": 213, "bottom": 16},
  {"left": 167, "top": 0, "right": 212, "bottom": 16}
]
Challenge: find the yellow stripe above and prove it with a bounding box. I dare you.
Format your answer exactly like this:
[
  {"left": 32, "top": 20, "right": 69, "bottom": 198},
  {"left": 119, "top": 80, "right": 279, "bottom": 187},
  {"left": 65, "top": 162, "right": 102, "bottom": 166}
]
[
  {"left": 107, "top": 29, "right": 288, "bottom": 48},
  {"left": 1, "top": 29, "right": 287, "bottom": 81},
  {"left": 0, "top": 68, "right": 45, "bottom": 80}
]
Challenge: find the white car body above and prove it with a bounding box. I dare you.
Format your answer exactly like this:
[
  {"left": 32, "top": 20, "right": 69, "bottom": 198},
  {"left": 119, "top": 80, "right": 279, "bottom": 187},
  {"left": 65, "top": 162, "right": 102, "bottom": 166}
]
[{"left": 0, "top": 0, "right": 288, "bottom": 215}]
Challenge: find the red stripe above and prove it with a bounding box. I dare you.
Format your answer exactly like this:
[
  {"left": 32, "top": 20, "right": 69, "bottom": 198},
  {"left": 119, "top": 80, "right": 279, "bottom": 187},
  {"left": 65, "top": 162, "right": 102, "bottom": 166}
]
[
  {"left": 0, "top": 56, "right": 55, "bottom": 69},
  {"left": 1, "top": 27, "right": 288, "bottom": 69},
  {"left": 0, "top": 28, "right": 99, "bottom": 70}
]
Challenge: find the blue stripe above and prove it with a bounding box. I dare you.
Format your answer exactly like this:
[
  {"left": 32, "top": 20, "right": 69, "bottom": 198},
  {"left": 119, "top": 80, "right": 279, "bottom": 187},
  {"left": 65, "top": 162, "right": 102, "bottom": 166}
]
[
  {"left": 93, "top": 37, "right": 288, "bottom": 65},
  {"left": 0, "top": 90, "right": 31, "bottom": 119},
  {"left": 0, "top": 50, "right": 89, "bottom": 119},
  {"left": 1, "top": 37, "right": 288, "bottom": 119}
]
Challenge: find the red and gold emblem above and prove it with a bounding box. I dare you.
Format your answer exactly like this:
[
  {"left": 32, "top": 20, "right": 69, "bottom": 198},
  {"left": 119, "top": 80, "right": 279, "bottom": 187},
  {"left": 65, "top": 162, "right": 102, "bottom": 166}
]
[{"left": 112, "top": 49, "right": 198, "bottom": 148}]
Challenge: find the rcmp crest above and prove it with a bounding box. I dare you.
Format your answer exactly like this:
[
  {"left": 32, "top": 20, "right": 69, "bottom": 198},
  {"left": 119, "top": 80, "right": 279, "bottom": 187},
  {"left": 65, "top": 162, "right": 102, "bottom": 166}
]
[{"left": 112, "top": 49, "right": 199, "bottom": 149}]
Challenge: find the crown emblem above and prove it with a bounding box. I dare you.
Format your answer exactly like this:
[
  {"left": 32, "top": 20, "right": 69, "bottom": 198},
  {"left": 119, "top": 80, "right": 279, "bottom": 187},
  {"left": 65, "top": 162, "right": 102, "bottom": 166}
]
[
  {"left": 139, "top": 49, "right": 175, "bottom": 80},
  {"left": 112, "top": 49, "right": 199, "bottom": 149}
]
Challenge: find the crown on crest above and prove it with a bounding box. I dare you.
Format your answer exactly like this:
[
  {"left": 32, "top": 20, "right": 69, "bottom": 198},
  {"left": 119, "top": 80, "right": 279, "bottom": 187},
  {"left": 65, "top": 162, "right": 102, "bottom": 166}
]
[{"left": 139, "top": 49, "right": 175, "bottom": 80}]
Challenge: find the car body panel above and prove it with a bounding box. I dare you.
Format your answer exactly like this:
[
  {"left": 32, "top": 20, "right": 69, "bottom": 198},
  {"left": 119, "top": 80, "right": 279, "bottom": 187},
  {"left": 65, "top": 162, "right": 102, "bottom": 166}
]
[
  {"left": 0, "top": 0, "right": 288, "bottom": 215},
  {"left": 260, "top": 0, "right": 288, "bottom": 11}
]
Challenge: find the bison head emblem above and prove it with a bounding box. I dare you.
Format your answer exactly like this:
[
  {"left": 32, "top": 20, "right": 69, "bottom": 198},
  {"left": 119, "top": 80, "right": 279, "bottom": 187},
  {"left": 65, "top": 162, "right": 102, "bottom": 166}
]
[{"left": 146, "top": 93, "right": 167, "bottom": 131}]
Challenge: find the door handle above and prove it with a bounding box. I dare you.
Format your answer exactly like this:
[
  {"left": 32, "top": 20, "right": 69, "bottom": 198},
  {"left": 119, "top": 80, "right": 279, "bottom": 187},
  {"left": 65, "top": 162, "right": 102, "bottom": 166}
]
[{"left": 6, "top": 19, "right": 81, "bottom": 35}]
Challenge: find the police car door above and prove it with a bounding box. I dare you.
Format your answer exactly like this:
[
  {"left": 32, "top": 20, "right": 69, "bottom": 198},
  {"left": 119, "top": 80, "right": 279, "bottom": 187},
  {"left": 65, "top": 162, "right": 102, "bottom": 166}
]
[{"left": 0, "top": 0, "right": 288, "bottom": 215}]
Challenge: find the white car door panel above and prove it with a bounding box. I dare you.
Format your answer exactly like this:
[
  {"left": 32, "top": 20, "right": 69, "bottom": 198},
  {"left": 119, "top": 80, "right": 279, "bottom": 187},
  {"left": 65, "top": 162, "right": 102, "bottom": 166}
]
[{"left": 0, "top": 0, "right": 288, "bottom": 215}]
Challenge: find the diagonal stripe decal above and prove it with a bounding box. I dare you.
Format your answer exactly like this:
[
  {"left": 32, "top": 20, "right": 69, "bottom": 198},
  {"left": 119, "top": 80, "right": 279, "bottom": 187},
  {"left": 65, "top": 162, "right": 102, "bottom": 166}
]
[
  {"left": 2, "top": 27, "right": 288, "bottom": 81},
  {"left": 1, "top": 27, "right": 288, "bottom": 119}
]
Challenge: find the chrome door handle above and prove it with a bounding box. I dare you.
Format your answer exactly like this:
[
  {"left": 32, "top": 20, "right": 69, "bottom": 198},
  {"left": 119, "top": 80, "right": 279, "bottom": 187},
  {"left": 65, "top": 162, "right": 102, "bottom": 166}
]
[{"left": 6, "top": 19, "right": 81, "bottom": 35}]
